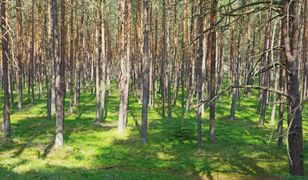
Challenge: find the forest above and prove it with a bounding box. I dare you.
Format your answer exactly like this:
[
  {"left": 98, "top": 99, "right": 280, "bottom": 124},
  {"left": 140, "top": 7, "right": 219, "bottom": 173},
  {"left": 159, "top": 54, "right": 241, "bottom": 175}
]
[{"left": 0, "top": 0, "right": 308, "bottom": 179}]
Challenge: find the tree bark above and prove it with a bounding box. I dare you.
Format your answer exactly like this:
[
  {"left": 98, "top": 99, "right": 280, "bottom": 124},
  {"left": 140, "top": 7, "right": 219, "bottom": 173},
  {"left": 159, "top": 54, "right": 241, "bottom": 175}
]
[
  {"left": 69, "top": 0, "right": 75, "bottom": 114},
  {"left": 259, "top": 2, "right": 272, "bottom": 125},
  {"left": 100, "top": 0, "right": 107, "bottom": 121},
  {"left": 16, "top": 0, "right": 23, "bottom": 111},
  {"left": 141, "top": 0, "right": 150, "bottom": 144},
  {"left": 52, "top": 0, "right": 64, "bottom": 148},
  {"left": 118, "top": 0, "right": 129, "bottom": 132},
  {"left": 208, "top": 0, "right": 217, "bottom": 143},
  {"left": 196, "top": 0, "right": 204, "bottom": 149},
  {"left": 30, "top": 0, "right": 35, "bottom": 104},
  {"left": 282, "top": 0, "right": 304, "bottom": 176},
  {"left": 1, "top": 0, "right": 11, "bottom": 138}
]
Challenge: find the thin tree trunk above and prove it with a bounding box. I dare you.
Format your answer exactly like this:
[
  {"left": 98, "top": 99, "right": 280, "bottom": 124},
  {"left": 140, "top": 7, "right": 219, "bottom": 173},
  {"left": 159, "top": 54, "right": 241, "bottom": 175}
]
[
  {"left": 95, "top": 0, "right": 102, "bottom": 123},
  {"left": 30, "top": 0, "right": 35, "bottom": 104},
  {"left": 100, "top": 0, "right": 107, "bottom": 121},
  {"left": 259, "top": 2, "right": 272, "bottom": 125},
  {"left": 302, "top": 0, "right": 308, "bottom": 100},
  {"left": 166, "top": 0, "right": 172, "bottom": 122},
  {"left": 229, "top": 24, "right": 237, "bottom": 121},
  {"left": 196, "top": 0, "right": 204, "bottom": 150},
  {"left": 1, "top": 0, "right": 11, "bottom": 138},
  {"left": 208, "top": 0, "right": 217, "bottom": 143},
  {"left": 46, "top": 0, "right": 53, "bottom": 120},
  {"left": 277, "top": 62, "right": 285, "bottom": 147},
  {"left": 141, "top": 0, "right": 150, "bottom": 144},
  {"left": 69, "top": 0, "right": 74, "bottom": 114},
  {"left": 16, "top": 0, "right": 23, "bottom": 111}
]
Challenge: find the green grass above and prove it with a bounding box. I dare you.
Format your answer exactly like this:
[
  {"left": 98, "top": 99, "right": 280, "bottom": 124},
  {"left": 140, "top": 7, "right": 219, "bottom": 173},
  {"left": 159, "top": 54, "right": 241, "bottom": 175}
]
[{"left": 0, "top": 83, "right": 307, "bottom": 179}]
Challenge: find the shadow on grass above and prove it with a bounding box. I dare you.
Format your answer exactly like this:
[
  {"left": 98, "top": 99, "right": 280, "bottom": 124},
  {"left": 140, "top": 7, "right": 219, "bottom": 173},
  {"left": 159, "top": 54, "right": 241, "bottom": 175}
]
[{"left": 0, "top": 89, "right": 307, "bottom": 179}]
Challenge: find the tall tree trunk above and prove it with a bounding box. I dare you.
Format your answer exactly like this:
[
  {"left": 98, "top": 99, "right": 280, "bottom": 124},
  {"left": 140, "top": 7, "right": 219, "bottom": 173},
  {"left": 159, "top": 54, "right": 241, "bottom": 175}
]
[
  {"left": 278, "top": 61, "right": 285, "bottom": 147},
  {"left": 46, "top": 0, "right": 53, "bottom": 120},
  {"left": 95, "top": 0, "right": 102, "bottom": 123},
  {"left": 166, "top": 0, "right": 172, "bottom": 122},
  {"left": 74, "top": 1, "right": 84, "bottom": 107},
  {"left": 61, "top": 0, "right": 66, "bottom": 104},
  {"left": 229, "top": 24, "right": 237, "bottom": 121},
  {"left": 259, "top": 2, "right": 272, "bottom": 125},
  {"left": 196, "top": 0, "right": 204, "bottom": 149},
  {"left": 181, "top": 0, "right": 188, "bottom": 119},
  {"left": 16, "top": 0, "right": 23, "bottom": 111},
  {"left": 30, "top": 0, "right": 35, "bottom": 104},
  {"left": 172, "top": 2, "right": 180, "bottom": 106},
  {"left": 52, "top": 0, "right": 64, "bottom": 148},
  {"left": 100, "top": 0, "right": 107, "bottom": 121},
  {"left": 69, "top": 0, "right": 75, "bottom": 114},
  {"left": 302, "top": 0, "right": 308, "bottom": 100},
  {"left": 186, "top": 0, "right": 196, "bottom": 112},
  {"left": 208, "top": 0, "right": 217, "bottom": 143},
  {"left": 1, "top": 0, "right": 11, "bottom": 138},
  {"left": 161, "top": 0, "right": 166, "bottom": 117},
  {"left": 118, "top": 0, "right": 129, "bottom": 132},
  {"left": 282, "top": 0, "right": 304, "bottom": 176},
  {"left": 141, "top": 0, "right": 150, "bottom": 144}
]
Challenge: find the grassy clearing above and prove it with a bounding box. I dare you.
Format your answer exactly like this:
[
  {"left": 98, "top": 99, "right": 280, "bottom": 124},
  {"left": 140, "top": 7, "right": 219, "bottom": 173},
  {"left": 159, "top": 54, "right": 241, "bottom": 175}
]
[{"left": 0, "top": 85, "right": 307, "bottom": 179}]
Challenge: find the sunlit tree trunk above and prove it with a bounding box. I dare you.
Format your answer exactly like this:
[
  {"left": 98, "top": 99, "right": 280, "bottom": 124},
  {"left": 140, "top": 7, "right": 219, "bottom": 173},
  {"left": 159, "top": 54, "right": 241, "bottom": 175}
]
[
  {"left": 52, "top": 0, "right": 64, "bottom": 148},
  {"left": 118, "top": 0, "right": 129, "bottom": 132}
]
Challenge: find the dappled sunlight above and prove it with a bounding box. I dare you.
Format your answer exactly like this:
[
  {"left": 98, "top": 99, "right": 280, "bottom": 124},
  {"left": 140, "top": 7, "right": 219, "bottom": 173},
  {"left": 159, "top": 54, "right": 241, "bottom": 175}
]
[{"left": 0, "top": 87, "right": 307, "bottom": 179}]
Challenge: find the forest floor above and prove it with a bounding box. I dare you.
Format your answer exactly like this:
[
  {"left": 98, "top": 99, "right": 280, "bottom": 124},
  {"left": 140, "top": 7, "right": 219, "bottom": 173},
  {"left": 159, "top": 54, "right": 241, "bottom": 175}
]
[{"left": 0, "top": 85, "right": 307, "bottom": 180}]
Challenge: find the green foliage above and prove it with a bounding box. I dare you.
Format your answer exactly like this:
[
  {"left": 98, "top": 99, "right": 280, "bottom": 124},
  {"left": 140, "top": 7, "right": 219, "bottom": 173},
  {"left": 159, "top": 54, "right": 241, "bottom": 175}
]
[{"left": 0, "top": 86, "right": 307, "bottom": 179}]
